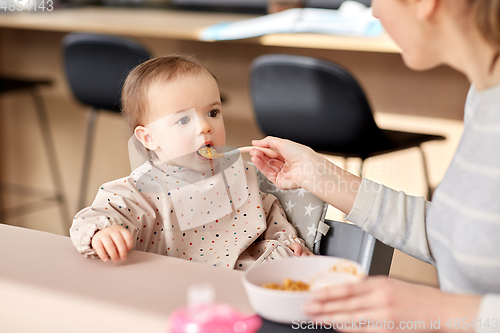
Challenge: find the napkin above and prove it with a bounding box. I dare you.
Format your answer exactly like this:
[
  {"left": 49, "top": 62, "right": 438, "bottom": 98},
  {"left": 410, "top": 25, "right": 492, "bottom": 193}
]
[{"left": 200, "top": 1, "right": 383, "bottom": 41}]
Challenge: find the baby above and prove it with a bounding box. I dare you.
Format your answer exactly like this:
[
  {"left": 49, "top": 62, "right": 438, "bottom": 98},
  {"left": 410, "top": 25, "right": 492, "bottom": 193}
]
[{"left": 70, "top": 55, "right": 311, "bottom": 270}]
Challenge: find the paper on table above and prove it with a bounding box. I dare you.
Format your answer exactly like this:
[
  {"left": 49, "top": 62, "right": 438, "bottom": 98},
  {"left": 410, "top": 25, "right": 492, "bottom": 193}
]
[{"left": 200, "top": 1, "right": 383, "bottom": 41}]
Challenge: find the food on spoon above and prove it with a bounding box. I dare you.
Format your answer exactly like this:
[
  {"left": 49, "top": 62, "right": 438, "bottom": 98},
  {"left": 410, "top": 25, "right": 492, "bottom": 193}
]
[
  {"left": 198, "top": 145, "right": 279, "bottom": 160},
  {"left": 198, "top": 146, "right": 219, "bottom": 159},
  {"left": 262, "top": 278, "right": 310, "bottom": 291}
]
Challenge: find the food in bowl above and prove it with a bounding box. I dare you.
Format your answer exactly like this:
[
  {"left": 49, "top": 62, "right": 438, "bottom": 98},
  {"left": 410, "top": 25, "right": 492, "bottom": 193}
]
[
  {"left": 261, "top": 262, "right": 363, "bottom": 292},
  {"left": 262, "top": 278, "right": 310, "bottom": 291},
  {"left": 242, "top": 256, "right": 366, "bottom": 324},
  {"left": 331, "top": 262, "right": 360, "bottom": 274},
  {"left": 309, "top": 261, "right": 365, "bottom": 291}
]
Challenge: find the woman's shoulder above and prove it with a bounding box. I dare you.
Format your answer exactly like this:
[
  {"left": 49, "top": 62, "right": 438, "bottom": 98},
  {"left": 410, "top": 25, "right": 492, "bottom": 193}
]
[{"left": 466, "top": 83, "right": 500, "bottom": 124}]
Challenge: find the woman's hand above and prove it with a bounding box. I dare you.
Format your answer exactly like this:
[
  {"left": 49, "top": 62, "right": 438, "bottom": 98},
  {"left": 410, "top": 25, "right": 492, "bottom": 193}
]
[
  {"left": 251, "top": 136, "right": 361, "bottom": 215},
  {"left": 91, "top": 225, "right": 133, "bottom": 262},
  {"left": 303, "top": 276, "right": 482, "bottom": 332},
  {"left": 288, "top": 242, "right": 314, "bottom": 257},
  {"left": 250, "top": 136, "right": 322, "bottom": 191}
]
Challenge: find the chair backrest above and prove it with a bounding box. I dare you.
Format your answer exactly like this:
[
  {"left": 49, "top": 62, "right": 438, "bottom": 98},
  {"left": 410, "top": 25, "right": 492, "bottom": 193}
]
[
  {"left": 314, "top": 220, "right": 394, "bottom": 275},
  {"left": 250, "top": 54, "right": 389, "bottom": 157},
  {"left": 63, "top": 33, "right": 151, "bottom": 112}
]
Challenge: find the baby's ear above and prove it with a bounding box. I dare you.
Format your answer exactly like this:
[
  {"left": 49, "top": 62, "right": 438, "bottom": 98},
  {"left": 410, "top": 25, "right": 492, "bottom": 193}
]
[{"left": 134, "top": 126, "right": 159, "bottom": 150}]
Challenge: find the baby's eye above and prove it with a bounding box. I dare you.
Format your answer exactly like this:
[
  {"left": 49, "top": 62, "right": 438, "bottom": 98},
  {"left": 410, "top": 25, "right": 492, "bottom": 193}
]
[
  {"left": 208, "top": 109, "right": 220, "bottom": 118},
  {"left": 177, "top": 116, "right": 190, "bottom": 125}
]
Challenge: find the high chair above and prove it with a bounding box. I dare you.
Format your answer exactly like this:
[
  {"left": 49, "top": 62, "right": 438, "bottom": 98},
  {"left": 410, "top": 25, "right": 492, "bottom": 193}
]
[
  {"left": 255, "top": 170, "right": 393, "bottom": 275},
  {"left": 128, "top": 143, "right": 394, "bottom": 276}
]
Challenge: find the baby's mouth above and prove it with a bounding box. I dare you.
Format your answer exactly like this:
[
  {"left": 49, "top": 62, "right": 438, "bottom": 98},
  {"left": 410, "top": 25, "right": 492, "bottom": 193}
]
[{"left": 197, "top": 144, "right": 218, "bottom": 160}]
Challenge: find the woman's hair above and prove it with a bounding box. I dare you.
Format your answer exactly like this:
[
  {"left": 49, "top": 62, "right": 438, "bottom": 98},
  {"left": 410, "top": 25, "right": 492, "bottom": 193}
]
[
  {"left": 469, "top": 0, "right": 500, "bottom": 70},
  {"left": 121, "top": 55, "right": 217, "bottom": 134}
]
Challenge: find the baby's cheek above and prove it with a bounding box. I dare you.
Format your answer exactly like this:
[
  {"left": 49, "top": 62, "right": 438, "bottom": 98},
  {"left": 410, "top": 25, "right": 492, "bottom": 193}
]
[
  {"left": 215, "top": 124, "right": 226, "bottom": 146},
  {"left": 183, "top": 140, "right": 201, "bottom": 155},
  {"left": 163, "top": 139, "right": 197, "bottom": 160},
  {"left": 174, "top": 143, "right": 194, "bottom": 156}
]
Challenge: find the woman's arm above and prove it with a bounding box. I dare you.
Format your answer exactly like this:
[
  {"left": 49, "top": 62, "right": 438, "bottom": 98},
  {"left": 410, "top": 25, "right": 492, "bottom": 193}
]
[
  {"left": 251, "top": 136, "right": 433, "bottom": 263},
  {"left": 348, "top": 178, "right": 433, "bottom": 264}
]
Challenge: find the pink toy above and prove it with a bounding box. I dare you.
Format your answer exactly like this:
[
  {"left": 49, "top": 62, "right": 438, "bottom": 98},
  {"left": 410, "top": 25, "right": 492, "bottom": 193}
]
[{"left": 169, "top": 284, "right": 262, "bottom": 333}]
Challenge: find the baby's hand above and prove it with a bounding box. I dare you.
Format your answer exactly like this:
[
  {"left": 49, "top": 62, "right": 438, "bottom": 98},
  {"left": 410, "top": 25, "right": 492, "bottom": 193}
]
[
  {"left": 288, "top": 242, "right": 314, "bottom": 257},
  {"left": 91, "top": 225, "right": 133, "bottom": 262}
]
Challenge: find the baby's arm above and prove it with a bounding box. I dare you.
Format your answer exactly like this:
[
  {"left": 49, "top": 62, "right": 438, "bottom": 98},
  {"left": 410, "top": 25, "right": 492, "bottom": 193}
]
[
  {"left": 261, "top": 192, "right": 312, "bottom": 256},
  {"left": 70, "top": 176, "right": 156, "bottom": 260}
]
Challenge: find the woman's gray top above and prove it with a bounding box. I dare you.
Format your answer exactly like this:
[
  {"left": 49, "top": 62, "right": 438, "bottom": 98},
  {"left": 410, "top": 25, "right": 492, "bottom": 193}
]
[{"left": 347, "top": 84, "right": 500, "bottom": 333}]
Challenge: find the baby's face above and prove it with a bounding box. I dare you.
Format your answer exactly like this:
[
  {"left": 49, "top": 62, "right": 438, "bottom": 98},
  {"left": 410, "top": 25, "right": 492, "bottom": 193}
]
[{"left": 140, "top": 72, "right": 225, "bottom": 172}]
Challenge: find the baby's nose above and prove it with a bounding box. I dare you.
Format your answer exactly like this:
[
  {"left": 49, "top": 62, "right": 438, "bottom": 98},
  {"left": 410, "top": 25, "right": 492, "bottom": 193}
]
[{"left": 199, "top": 119, "right": 213, "bottom": 134}]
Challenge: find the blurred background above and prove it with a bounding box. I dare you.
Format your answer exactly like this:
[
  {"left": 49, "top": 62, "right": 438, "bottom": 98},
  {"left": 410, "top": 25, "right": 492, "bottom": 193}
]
[{"left": 0, "top": 0, "right": 470, "bottom": 287}]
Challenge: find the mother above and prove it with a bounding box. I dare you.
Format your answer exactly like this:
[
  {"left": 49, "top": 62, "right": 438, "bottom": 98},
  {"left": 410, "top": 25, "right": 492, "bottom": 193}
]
[{"left": 250, "top": 0, "right": 500, "bottom": 331}]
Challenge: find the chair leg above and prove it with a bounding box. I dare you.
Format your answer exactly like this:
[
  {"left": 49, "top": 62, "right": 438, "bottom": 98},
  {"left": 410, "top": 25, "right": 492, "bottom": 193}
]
[
  {"left": 31, "top": 90, "right": 72, "bottom": 233},
  {"left": 418, "top": 146, "right": 433, "bottom": 200},
  {"left": 77, "top": 108, "right": 98, "bottom": 211}
]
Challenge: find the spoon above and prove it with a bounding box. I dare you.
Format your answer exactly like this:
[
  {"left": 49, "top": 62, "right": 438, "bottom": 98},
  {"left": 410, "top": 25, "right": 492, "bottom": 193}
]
[{"left": 198, "top": 146, "right": 280, "bottom": 160}]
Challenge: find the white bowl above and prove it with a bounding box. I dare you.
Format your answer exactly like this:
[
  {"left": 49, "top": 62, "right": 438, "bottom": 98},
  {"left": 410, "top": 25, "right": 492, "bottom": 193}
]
[{"left": 241, "top": 256, "right": 365, "bottom": 324}]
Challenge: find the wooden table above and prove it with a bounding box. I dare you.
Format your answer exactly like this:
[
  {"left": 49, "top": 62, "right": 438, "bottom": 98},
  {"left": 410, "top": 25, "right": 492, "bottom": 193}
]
[
  {"left": 0, "top": 7, "right": 400, "bottom": 53},
  {"left": 0, "top": 224, "right": 253, "bottom": 333}
]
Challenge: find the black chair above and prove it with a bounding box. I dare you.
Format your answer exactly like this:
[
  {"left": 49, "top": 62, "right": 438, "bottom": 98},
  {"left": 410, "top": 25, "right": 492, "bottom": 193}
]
[
  {"left": 63, "top": 33, "right": 151, "bottom": 210},
  {"left": 250, "top": 54, "right": 445, "bottom": 199},
  {"left": 0, "top": 77, "right": 70, "bottom": 229},
  {"left": 314, "top": 220, "right": 394, "bottom": 276}
]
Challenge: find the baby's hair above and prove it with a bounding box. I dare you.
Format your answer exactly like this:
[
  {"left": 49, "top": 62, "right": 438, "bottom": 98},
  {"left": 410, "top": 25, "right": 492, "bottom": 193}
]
[
  {"left": 121, "top": 55, "right": 218, "bottom": 134},
  {"left": 469, "top": 0, "right": 500, "bottom": 71}
]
